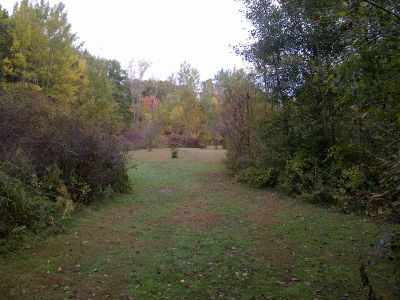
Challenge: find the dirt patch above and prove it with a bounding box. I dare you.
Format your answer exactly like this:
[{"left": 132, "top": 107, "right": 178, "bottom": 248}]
[
  {"left": 36, "top": 253, "right": 137, "bottom": 300},
  {"left": 74, "top": 203, "right": 147, "bottom": 231},
  {"left": 246, "top": 241, "right": 293, "bottom": 263},
  {"left": 244, "top": 194, "right": 283, "bottom": 227},
  {"left": 158, "top": 188, "right": 173, "bottom": 195},
  {"left": 199, "top": 170, "right": 236, "bottom": 193},
  {"left": 167, "top": 199, "right": 221, "bottom": 231},
  {"left": 180, "top": 183, "right": 202, "bottom": 191},
  {"left": 208, "top": 170, "right": 233, "bottom": 181},
  {"left": 244, "top": 208, "right": 278, "bottom": 227}
]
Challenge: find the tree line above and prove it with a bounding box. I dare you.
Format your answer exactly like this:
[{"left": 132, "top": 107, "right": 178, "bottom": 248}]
[{"left": 220, "top": 0, "right": 400, "bottom": 220}]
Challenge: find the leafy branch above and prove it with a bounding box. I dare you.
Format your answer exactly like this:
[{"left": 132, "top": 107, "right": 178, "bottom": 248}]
[{"left": 362, "top": 0, "right": 400, "bottom": 20}]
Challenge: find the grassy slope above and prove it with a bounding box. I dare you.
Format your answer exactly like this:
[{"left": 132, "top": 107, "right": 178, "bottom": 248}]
[{"left": 0, "top": 148, "right": 398, "bottom": 299}]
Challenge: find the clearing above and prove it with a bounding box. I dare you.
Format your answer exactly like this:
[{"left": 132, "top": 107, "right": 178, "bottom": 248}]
[{"left": 0, "top": 148, "right": 398, "bottom": 299}]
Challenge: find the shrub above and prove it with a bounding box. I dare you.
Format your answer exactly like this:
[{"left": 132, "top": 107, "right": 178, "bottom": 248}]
[
  {"left": 279, "top": 154, "right": 313, "bottom": 194},
  {"left": 235, "top": 166, "right": 277, "bottom": 188},
  {"left": 0, "top": 171, "right": 55, "bottom": 238},
  {"left": 0, "top": 86, "right": 128, "bottom": 205},
  {"left": 301, "top": 187, "right": 334, "bottom": 205},
  {"left": 171, "top": 148, "right": 178, "bottom": 159},
  {"left": 225, "top": 151, "right": 254, "bottom": 173}
]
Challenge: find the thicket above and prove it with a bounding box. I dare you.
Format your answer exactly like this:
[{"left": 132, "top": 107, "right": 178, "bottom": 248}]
[
  {"left": 0, "top": 87, "right": 128, "bottom": 238},
  {"left": 0, "top": 1, "right": 129, "bottom": 241},
  {"left": 0, "top": 171, "right": 54, "bottom": 239},
  {"left": 224, "top": 0, "right": 400, "bottom": 220}
]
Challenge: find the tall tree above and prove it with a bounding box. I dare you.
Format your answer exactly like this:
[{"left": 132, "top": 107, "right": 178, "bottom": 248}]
[
  {"left": 106, "top": 59, "right": 132, "bottom": 124},
  {"left": 199, "top": 79, "right": 222, "bottom": 144},
  {"left": 234, "top": 0, "right": 400, "bottom": 217},
  {"left": 3, "top": 0, "right": 82, "bottom": 104},
  {"left": 0, "top": 5, "right": 12, "bottom": 85},
  {"left": 156, "top": 65, "right": 203, "bottom": 146},
  {"left": 177, "top": 61, "right": 200, "bottom": 94},
  {"left": 215, "top": 69, "right": 267, "bottom": 159},
  {"left": 76, "top": 52, "right": 116, "bottom": 124},
  {"left": 127, "top": 58, "right": 151, "bottom": 124}
]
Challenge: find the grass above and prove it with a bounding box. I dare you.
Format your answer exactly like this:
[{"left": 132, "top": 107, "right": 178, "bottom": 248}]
[{"left": 0, "top": 148, "right": 398, "bottom": 299}]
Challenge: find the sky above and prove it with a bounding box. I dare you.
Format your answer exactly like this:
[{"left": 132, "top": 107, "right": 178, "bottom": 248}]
[{"left": 1, "top": 0, "right": 251, "bottom": 81}]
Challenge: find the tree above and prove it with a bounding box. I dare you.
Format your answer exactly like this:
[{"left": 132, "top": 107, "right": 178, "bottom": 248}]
[
  {"left": 3, "top": 0, "right": 82, "bottom": 104},
  {"left": 106, "top": 59, "right": 132, "bottom": 124},
  {"left": 233, "top": 0, "right": 400, "bottom": 218},
  {"left": 76, "top": 52, "right": 117, "bottom": 125},
  {"left": 177, "top": 61, "right": 200, "bottom": 94},
  {"left": 142, "top": 95, "right": 160, "bottom": 121},
  {"left": 0, "top": 5, "right": 12, "bottom": 85},
  {"left": 140, "top": 121, "right": 161, "bottom": 151},
  {"left": 157, "top": 62, "right": 203, "bottom": 146},
  {"left": 127, "top": 58, "right": 151, "bottom": 124},
  {"left": 199, "top": 79, "right": 222, "bottom": 145},
  {"left": 215, "top": 69, "right": 268, "bottom": 161},
  {"left": 142, "top": 79, "right": 172, "bottom": 102}
]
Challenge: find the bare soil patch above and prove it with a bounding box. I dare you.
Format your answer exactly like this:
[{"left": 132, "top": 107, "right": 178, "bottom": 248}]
[
  {"left": 244, "top": 193, "right": 283, "bottom": 226},
  {"left": 167, "top": 199, "right": 221, "bottom": 231},
  {"left": 157, "top": 188, "right": 173, "bottom": 195}
]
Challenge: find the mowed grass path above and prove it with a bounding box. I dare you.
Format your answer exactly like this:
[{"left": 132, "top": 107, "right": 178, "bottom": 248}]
[{"left": 0, "top": 148, "right": 398, "bottom": 299}]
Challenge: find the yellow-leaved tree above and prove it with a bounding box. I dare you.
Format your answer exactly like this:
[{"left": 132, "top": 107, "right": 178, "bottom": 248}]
[{"left": 3, "top": 0, "right": 82, "bottom": 104}]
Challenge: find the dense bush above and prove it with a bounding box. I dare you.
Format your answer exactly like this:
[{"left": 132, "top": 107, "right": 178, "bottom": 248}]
[
  {"left": 0, "top": 87, "right": 128, "bottom": 204},
  {"left": 225, "top": 150, "right": 254, "bottom": 174},
  {"left": 0, "top": 86, "right": 129, "bottom": 238},
  {"left": 279, "top": 154, "right": 313, "bottom": 195},
  {"left": 235, "top": 166, "right": 277, "bottom": 189},
  {"left": 0, "top": 2, "right": 132, "bottom": 244},
  {"left": 0, "top": 171, "right": 54, "bottom": 238},
  {"left": 300, "top": 187, "right": 334, "bottom": 205}
]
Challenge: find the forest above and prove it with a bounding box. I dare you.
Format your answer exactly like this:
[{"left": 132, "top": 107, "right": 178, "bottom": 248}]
[
  {"left": 0, "top": 0, "right": 400, "bottom": 299},
  {"left": 229, "top": 0, "right": 400, "bottom": 221}
]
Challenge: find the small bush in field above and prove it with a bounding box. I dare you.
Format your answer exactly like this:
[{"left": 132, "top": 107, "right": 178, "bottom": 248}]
[
  {"left": 235, "top": 167, "right": 277, "bottom": 188},
  {"left": 171, "top": 148, "right": 178, "bottom": 159}
]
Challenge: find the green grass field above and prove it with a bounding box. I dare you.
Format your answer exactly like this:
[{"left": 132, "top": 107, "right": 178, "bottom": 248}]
[{"left": 0, "top": 148, "right": 398, "bottom": 299}]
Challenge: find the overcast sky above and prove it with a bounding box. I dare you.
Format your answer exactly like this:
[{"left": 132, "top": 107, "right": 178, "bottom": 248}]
[{"left": 1, "top": 0, "right": 251, "bottom": 81}]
